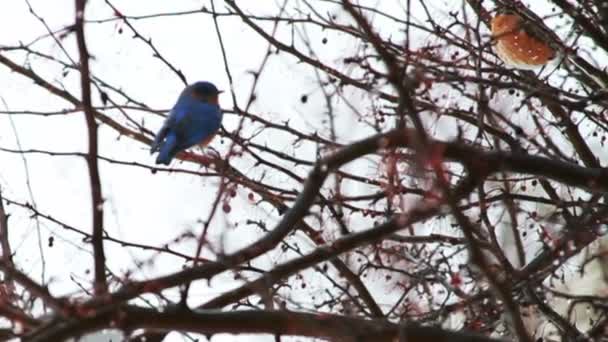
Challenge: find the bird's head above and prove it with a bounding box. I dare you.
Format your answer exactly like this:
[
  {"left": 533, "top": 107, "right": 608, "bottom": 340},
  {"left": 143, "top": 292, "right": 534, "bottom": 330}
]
[{"left": 188, "top": 81, "right": 223, "bottom": 105}]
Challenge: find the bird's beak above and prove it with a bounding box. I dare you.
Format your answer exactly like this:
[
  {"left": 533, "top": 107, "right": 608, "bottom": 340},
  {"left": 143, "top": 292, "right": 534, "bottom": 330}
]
[{"left": 217, "top": 90, "right": 225, "bottom": 94}]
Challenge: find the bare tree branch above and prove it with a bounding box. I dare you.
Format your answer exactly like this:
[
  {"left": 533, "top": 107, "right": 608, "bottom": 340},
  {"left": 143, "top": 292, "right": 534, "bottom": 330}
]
[
  {"left": 28, "top": 305, "right": 508, "bottom": 342},
  {"left": 74, "top": 0, "right": 107, "bottom": 295}
]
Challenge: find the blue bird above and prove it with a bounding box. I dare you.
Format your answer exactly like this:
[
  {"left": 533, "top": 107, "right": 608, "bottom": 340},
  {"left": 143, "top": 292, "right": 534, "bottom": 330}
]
[{"left": 151, "top": 81, "right": 223, "bottom": 165}]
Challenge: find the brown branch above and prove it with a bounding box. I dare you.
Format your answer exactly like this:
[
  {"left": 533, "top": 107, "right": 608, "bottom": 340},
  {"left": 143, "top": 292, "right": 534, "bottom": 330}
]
[
  {"left": 74, "top": 0, "right": 107, "bottom": 295},
  {"left": 0, "top": 187, "right": 15, "bottom": 299},
  {"left": 0, "top": 261, "right": 67, "bottom": 316},
  {"left": 27, "top": 305, "right": 507, "bottom": 342},
  {"left": 0, "top": 302, "right": 39, "bottom": 331}
]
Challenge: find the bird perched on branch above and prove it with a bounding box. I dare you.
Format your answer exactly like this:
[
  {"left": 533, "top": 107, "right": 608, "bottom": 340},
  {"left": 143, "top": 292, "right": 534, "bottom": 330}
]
[
  {"left": 150, "top": 81, "right": 223, "bottom": 165},
  {"left": 491, "top": 10, "right": 558, "bottom": 69},
  {"left": 490, "top": 2, "right": 608, "bottom": 88}
]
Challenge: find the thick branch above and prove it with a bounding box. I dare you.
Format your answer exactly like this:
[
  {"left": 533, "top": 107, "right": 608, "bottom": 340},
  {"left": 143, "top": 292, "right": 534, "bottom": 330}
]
[
  {"left": 0, "top": 260, "right": 67, "bottom": 316},
  {"left": 74, "top": 0, "right": 107, "bottom": 294},
  {"left": 0, "top": 188, "right": 15, "bottom": 296},
  {"left": 27, "top": 305, "right": 506, "bottom": 342}
]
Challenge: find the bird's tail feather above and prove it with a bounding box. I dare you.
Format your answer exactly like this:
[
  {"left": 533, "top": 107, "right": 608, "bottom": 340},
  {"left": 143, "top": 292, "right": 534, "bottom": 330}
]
[
  {"left": 150, "top": 126, "right": 167, "bottom": 154},
  {"left": 155, "top": 134, "right": 178, "bottom": 165}
]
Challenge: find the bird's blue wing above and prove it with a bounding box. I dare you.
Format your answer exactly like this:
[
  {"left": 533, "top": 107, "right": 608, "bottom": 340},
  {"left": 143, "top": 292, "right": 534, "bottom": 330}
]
[
  {"left": 172, "top": 103, "right": 221, "bottom": 150},
  {"left": 150, "top": 122, "right": 169, "bottom": 153},
  {"left": 152, "top": 95, "right": 221, "bottom": 165},
  {"left": 152, "top": 107, "right": 193, "bottom": 165},
  {"left": 150, "top": 102, "right": 192, "bottom": 153}
]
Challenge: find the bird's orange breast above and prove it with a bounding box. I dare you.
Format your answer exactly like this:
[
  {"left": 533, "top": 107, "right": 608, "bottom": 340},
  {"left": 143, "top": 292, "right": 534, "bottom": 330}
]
[
  {"left": 199, "top": 132, "right": 217, "bottom": 147},
  {"left": 491, "top": 14, "right": 555, "bottom": 69}
]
